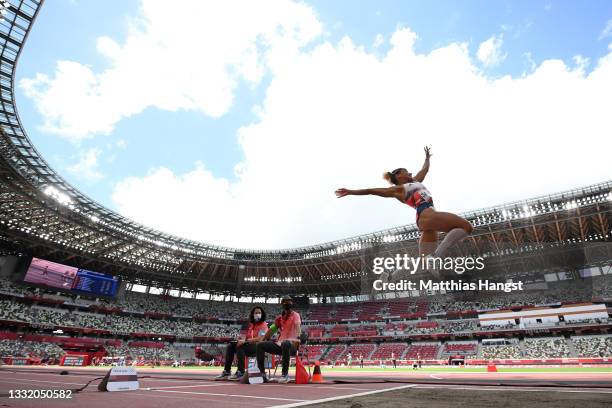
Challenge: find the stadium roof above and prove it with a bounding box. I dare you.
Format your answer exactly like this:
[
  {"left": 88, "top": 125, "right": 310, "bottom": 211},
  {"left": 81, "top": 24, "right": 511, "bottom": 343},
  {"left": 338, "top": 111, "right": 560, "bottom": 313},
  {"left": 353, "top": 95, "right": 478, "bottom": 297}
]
[{"left": 0, "top": 1, "right": 610, "bottom": 296}]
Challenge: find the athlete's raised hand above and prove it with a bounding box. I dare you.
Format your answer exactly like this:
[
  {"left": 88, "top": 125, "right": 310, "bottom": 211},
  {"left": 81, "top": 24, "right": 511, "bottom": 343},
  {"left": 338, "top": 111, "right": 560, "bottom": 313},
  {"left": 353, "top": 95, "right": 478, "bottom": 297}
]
[
  {"left": 335, "top": 188, "right": 351, "bottom": 198},
  {"left": 415, "top": 146, "right": 432, "bottom": 182}
]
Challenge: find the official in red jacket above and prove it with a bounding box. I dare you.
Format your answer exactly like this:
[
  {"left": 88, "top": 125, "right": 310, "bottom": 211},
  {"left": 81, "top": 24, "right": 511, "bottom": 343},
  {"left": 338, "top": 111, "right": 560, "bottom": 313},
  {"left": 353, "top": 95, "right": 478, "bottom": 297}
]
[{"left": 216, "top": 306, "right": 268, "bottom": 380}]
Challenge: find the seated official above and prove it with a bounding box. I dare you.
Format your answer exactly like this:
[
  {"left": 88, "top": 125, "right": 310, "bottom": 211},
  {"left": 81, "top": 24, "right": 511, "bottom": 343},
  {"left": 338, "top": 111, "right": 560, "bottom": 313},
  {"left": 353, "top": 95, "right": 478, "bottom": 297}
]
[
  {"left": 256, "top": 295, "right": 301, "bottom": 383},
  {"left": 216, "top": 306, "right": 268, "bottom": 380}
]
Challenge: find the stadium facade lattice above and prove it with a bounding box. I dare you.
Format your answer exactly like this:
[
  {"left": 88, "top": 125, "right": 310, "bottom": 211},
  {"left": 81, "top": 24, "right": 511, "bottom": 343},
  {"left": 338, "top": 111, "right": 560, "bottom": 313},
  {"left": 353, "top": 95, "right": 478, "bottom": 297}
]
[{"left": 0, "top": 0, "right": 610, "bottom": 299}]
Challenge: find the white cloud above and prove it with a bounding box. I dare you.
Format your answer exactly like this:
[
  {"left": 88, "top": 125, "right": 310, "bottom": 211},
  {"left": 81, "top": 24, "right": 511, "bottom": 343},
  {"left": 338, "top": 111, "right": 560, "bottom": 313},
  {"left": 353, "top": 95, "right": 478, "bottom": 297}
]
[
  {"left": 600, "top": 19, "right": 612, "bottom": 40},
  {"left": 115, "top": 139, "right": 128, "bottom": 149},
  {"left": 111, "top": 25, "right": 612, "bottom": 249},
  {"left": 66, "top": 148, "right": 104, "bottom": 182},
  {"left": 477, "top": 34, "right": 506, "bottom": 67},
  {"left": 113, "top": 164, "right": 238, "bottom": 244},
  {"left": 20, "top": 0, "right": 322, "bottom": 140}
]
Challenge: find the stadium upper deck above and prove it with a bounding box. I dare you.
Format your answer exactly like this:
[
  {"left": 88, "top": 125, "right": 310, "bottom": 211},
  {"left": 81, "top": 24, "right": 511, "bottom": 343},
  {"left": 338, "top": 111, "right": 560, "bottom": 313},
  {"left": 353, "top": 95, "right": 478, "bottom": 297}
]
[{"left": 0, "top": 1, "right": 610, "bottom": 297}]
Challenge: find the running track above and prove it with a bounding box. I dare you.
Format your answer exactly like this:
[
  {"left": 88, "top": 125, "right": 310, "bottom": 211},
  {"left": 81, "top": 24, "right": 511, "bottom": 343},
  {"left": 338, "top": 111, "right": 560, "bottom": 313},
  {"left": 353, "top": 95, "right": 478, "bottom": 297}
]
[{"left": 1, "top": 366, "right": 610, "bottom": 408}]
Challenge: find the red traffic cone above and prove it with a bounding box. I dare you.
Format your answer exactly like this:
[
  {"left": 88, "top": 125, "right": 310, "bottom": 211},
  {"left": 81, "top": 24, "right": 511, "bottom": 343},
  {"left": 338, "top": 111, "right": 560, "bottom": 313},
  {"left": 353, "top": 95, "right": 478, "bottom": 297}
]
[{"left": 312, "top": 361, "right": 323, "bottom": 383}]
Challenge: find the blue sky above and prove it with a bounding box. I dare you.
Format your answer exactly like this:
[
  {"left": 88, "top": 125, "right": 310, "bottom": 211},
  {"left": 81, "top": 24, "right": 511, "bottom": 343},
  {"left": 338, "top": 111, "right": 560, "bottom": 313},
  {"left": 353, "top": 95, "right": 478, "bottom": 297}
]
[{"left": 15, "top": 0, "right": 612, "bottom": 248}]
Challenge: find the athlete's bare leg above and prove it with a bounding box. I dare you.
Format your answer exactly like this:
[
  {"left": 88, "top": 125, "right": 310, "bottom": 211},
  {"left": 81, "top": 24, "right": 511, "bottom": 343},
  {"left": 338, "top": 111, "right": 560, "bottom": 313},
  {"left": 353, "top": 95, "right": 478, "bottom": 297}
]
[
  {"left": 390, "top": 230, "right": 437, "bottom": 281},
  {"left": 418, "top": 209, "right": 473, "bottom": 259},
  {"left": 417, "top": 209, "right": 473, "bottom": 234},
  {"left": 416, "top": 229, "right": 440, "bottom": 278},
  {"left": 418, "top": 230, "right": 438, "bottom": 256}
]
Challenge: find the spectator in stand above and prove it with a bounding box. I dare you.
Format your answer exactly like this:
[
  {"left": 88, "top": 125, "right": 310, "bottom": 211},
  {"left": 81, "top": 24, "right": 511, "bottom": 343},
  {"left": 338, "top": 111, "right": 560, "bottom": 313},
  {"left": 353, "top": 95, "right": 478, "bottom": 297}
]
[
  {"left": 523, "top": 337, "right": 570, "bottom": 359},
  {"left": 572, "top": 336, "right": 612, "bottom": 357},
  {"left": 216, "top": 306, "right": 268, "bottom": 381},
  {"left": 0, "top": 339, "right": 64, "bottom": 361},
  {"left": 257, "top": 295, "right": 302, "bottom": 384},
  {"left": 480, "top": 342, "right": 522, "bottom": 359}
]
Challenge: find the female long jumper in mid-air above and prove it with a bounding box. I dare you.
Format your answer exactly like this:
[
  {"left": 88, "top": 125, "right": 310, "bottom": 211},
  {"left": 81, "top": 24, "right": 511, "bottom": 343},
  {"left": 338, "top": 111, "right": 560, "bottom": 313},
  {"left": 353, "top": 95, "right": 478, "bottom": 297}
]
[{"left": 335, "top": 146, "right": 473, "bottom": 274}]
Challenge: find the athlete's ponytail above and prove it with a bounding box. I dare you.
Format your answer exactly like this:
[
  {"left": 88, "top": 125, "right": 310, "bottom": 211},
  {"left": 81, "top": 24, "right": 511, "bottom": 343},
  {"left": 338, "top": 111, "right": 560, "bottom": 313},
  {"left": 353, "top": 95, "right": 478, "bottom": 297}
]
[{"left": 383, "top": 172, "right": 394, "bottom": 185}]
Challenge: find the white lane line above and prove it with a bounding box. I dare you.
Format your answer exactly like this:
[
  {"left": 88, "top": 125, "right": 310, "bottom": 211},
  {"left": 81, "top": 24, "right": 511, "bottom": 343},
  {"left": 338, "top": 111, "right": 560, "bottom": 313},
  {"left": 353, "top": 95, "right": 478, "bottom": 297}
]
[
  {"left": 412, "top": 385, "right": 612, "bottom": 394},
  {"left": 146, "top": 383, "right": 234, "bottom": 390},
  {"left": 0, "top": 372, "right": 88, "bottom": 378},
  {"left": 0, "top": 379, "right": 87, "bottom": 386},
  {"left": 429, "top": 374, "right": 443, "bottom": 379},
  {"left": 149, "top": 389, "right": 305, "bottom": 402},
  {"left": 140, "top": 377, "right": 226, "bottom": 382},
  {"left": 269, "top": 384, "right": 418, "bottom": 408}
]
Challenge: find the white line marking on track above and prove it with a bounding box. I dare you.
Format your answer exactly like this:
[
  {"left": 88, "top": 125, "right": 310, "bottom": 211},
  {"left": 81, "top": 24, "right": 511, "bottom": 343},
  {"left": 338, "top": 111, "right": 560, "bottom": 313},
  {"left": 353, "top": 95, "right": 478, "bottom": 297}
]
[
  {"left": 138, "top": 377, "right": 222, "bottom": 382},
  {"left": 149, "top": 389, "right": 306, "bottom": 402},
  {"left": 147, "top": 383, "right": 233, "bottom": 390},
  {"left": 269, "top": 384, "right": 418, "bottom": 408},
  {"left": 429, "top": 374, "right": 443, "bottom": 379},
  {"left": 0, "top": 371, "right": 89, "bottom": 378},
  {"left": 0, "top": 379, "right": 87, "bottom": 386}
]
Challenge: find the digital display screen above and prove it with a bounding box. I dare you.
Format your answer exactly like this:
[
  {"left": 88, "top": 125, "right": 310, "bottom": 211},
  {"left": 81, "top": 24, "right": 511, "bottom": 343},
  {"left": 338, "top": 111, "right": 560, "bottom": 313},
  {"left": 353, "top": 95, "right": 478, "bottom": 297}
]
[
  {"left": 73, "top": 269, "right": 120, "bottom": 296},
  {"left": 24, "top": 257, "right": 120, "bottom": 297}
]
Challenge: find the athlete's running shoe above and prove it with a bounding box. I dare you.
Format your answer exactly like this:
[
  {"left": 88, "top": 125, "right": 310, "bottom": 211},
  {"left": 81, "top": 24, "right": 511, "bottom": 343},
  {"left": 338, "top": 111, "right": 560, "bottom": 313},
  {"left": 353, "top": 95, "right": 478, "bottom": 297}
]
[
  {"left": 276, "top": 375, "right": 291, "bottom": 384},
  {"left": 228, "top": 371, "right": 244, "bottom": 380},
  {"left": 214, "top": 371, "right": 231, "bottom": 380}
]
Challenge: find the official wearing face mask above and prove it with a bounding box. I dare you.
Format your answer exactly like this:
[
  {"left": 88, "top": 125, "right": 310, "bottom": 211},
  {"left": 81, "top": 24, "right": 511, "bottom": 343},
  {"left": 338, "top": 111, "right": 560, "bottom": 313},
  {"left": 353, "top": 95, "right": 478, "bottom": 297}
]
[
  {"left": 256, "top": 295, "right": 302, "bottom": 383},
  {"left": 216, "top": 306, "right": 268, "bottom": 380}
]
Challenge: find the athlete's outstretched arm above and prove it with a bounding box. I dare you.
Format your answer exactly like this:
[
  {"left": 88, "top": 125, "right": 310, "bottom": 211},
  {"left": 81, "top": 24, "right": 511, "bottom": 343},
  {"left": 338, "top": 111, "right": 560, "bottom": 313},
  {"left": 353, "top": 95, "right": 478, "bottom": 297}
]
[
  {"left": 414, "top": 146, "right": 432, "bottom": 183},
  {"left": 335, "top": 185, "right": 403, "bottom": 199}
]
